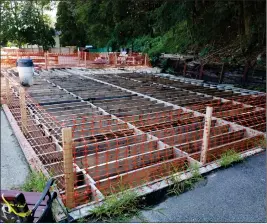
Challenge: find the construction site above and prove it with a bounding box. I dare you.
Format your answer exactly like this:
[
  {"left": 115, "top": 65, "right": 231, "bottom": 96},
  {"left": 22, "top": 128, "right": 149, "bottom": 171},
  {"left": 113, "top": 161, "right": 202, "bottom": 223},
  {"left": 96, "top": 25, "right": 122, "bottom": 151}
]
[{"left": 0, "top": 50, "right": 266, "bottom": 222}]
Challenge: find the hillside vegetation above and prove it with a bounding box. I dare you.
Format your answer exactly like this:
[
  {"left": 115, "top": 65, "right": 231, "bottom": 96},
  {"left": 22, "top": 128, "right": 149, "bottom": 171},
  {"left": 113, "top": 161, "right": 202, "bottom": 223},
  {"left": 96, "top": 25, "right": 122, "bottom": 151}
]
[{"left": 56, "top": 0, "right": 266, "bottom": 64}]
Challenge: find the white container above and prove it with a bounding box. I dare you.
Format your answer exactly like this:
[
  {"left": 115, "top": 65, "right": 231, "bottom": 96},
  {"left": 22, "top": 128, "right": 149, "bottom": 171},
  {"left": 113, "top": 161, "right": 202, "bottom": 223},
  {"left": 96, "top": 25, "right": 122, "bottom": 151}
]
[{"left": 17, "top": 59, "right": 34, "bottom": 86}]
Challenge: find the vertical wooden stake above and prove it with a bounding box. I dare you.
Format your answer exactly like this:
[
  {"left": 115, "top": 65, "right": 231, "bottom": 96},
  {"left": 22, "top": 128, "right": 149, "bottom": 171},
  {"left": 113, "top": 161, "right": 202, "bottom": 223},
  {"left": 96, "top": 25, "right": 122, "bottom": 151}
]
[
  {"left": 115, "top": 53, "right": 117, "bottom": 65},
  {"left": 219, "top": 63, "right": 225, "bottom": 84},
  {"left": 5, "top": 78, "right": 10, "bottom": 105},
  {"left": 200, "top": 106, "right": 213, "bottom": 164},
  {"left": 183, "top": 62, "right": 187, "bottom": 75},
  {"left": 144, "top": 54, "right": 147, "bottom": 66},
  {"left": 19, "top": 87, "right": 27, "bottom": 134},
  {"left": 78, "top": 48, "right": 80, "bottom": 66},
  {"left": 108, "top": 53, "right": 110, "bottom": 64},
  {"left": 45, "top": 52, "right": 48, "bottom": 70},
  {"left": 199, "top": 63, "right": 204, "bottom": 80},
  {"left": 62, "top": 127, "right": 75, "bottom": 209},
  {"left": 84, "top": 52, "right": 87, "bottom": 67}
]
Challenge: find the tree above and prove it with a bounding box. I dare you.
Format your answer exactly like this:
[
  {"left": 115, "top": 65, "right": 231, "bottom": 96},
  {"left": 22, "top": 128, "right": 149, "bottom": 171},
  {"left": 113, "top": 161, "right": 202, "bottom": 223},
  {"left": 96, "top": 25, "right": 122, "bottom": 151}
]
[
  {"left": 53, "top": 0, "right": 265, "bottom": 59},
  {"left": 0, "top": 0, "right": 55, "bottom": 49},
  {"left": 55, "top": 1, "right": 86, "bottom": 47}
]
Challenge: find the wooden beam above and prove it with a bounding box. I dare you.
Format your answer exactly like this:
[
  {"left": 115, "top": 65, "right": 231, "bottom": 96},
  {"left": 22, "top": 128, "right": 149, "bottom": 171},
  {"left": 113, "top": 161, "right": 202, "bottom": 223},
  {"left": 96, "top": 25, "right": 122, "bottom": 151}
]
[
  {"left": 162, "top": 124, "right": 230, "bottom": 146},
  {"left": 5, "top": 78, "right": 10, "bottom": 105},
  {"left": 84, "top": 52, "right": 87, "bottom": 67},
  {"left": 115, "top": 53, "right": 117, "bottom": 65},
  {"left": 219, "top": 63, "right": 225, "bottom": 84},
  {"left": 78, "top": 48, "right": 80, "bottom": 65},
  {"left": 62, "top": 127, "right": 75, "bottom": 209},
  {"left": 19, "top": 87, "right": 27, "bottom": 134},
  {"left": 45, "top": 52, "right": 48, "bottom": 69},
  {"left": 96, "top": 156, "right": 188, "bottom": 195},
  {"left": 191, "top": 135, "right": 264, "bottom": 163},
  {"left": 76, "top": 140, "right": 158, "bottom": 168},
  {"left": 200, "top": 106, "right": 213, "bottom": 164}
]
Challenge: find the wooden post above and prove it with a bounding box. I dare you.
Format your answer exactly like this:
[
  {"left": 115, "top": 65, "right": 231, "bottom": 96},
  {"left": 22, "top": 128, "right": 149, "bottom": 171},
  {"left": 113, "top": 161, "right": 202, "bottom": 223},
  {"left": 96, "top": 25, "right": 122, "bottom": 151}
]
[
  {"left": 199, "top": 63, "right": 204, "bottom": 80},
  {"left": 19, "top": 87, "right": 27, "bottom": 134},
  {"left": 115, "top": 53, "right": 117, "bottom": 65},
  {"left": 84, "top": 52, "right": 87, "bottom": 67},
  {"left": 62, "top": 127, "right": 75, "bottom": 209},
  {"left": 78, "top": 48, "right": 80, "bottom": 66},
  {"left": 45, "top": 52, "right": 48, "bottom": 70},
  {"left": 5, "top": 78, "right": 10, "bottom": 105},
  {"left": 200, "top": 106, "right": 213, "bottom": 164},
  {"left": 183, "top": 62, "right": 187, "bottom": 76},
  {"left": 108, "top": 53, "right": 110, "bottom": 64},
  {"left": 144, "top": 54, "right": 147, "bottom": 66},
  {"left": 219, "top": 63, "right": 225, "bottom": 84},
  {"left": 242, "top": 61, "right": 249, "bottom": 85}
]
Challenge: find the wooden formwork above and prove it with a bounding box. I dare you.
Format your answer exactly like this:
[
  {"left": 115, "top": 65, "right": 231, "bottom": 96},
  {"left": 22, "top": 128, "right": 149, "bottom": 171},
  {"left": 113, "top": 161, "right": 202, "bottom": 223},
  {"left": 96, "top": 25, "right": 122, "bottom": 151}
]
[
  {"left": 1, "top": 67, "right": 266, "bottom": 221},
  {"left": 108, "top": 72, "right": 266, "bottom": 133}
]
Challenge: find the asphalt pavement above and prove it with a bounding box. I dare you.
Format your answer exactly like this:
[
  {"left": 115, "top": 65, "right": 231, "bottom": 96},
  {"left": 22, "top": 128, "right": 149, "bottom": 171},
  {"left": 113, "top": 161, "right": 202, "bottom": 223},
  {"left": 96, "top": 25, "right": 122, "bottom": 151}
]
[
  {"left": 133, "top": 151, "right": 266, "bottom": 222},
  {"left": 1, "top": 109, "right": 30, "bottom": 190}
]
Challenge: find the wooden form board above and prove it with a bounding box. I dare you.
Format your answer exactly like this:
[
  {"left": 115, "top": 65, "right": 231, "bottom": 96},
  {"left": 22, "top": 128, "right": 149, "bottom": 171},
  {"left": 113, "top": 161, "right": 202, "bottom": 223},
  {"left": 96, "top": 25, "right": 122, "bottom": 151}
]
[{"left": 3, "top": 68, "right": 266, "bottom": 220}]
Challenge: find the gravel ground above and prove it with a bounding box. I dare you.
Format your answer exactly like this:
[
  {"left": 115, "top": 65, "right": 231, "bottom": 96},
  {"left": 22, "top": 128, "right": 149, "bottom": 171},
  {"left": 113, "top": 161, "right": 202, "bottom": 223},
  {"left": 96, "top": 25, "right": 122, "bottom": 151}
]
[
  {"left": 133, "top": 151, "right": 266, "bottom": 223},
  {"left": 1, "top": 109, "right": 30, "bottom": 190}
]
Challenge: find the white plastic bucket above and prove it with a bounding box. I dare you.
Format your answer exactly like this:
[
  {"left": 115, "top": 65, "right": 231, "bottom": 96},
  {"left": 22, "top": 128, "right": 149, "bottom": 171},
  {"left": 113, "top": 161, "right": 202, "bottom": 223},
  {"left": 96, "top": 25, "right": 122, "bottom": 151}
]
[{"left": 16, "top": 59, "right": 34, "bottom": 86}]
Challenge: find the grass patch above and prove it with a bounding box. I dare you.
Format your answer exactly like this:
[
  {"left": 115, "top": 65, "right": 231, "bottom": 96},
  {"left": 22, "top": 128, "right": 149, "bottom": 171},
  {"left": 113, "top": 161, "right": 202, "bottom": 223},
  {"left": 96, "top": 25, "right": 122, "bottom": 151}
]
[
  {"left": 90, "top": 190, "right": 141, "bottom": 222},
  {"left": 76, "top": 217, "right": 87, "bottom": 223},
  {"left": 257, "top": 138, "right": 266, "bottom": 149},
  {"left": 21, "top": 171, "right": 48, "bottom": 192},
  {"left": 167, "top": 162, "right": 204, "bottom": 196},
  {"left": 219, "top": 150, "right": 243, "bottom": 167}
]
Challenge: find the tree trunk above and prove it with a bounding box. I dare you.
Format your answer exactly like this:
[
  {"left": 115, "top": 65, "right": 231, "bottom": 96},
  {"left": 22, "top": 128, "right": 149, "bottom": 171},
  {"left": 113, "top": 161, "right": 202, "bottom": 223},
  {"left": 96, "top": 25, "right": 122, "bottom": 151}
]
[{"left": 243, "top": 0, "right": 250, "bottom": 37}]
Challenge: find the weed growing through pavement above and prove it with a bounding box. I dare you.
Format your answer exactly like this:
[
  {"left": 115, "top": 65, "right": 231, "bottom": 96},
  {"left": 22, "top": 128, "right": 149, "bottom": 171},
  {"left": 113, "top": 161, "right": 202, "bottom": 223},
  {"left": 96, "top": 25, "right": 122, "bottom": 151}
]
[
  {"left": 167, "top": 162, "right": 204, "bottom": 196},
  {"left": 21, "top": 171, "right": 48, "bottom": 192},
  {"left": 76, "top": 217, "right": 87, "bottom": 223},
  {"left": 89, "top": 178, "right": 167, "bottom": 223},
  {"left": 219, "top": 150, "right": 243, "bottom": 167},
  {"left": 257, "top": 137, "right": 266, "bottom": 149},
  {"left": 90, "top": 189, "right": 141, "bottom": 222}
]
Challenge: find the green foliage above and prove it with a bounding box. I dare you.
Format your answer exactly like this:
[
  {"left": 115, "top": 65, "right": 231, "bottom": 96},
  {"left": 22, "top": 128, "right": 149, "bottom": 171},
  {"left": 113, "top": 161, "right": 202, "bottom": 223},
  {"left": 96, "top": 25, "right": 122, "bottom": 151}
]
[
  {"left": 76, "top": 217, "right": 87, "bottom": 223},
  {"left": 256, "top": 137, "right": 266, "bottom": 149},
  {"left": 0, "top": 0, "right": 55, "bottom": 49},
  {"left": 90, "top": 190, "right": 140, "bottom": 222},
  {"left": 199, "top": 45, "right": 213, "bottom": 58},
  {"left": 21, "top": 171, "right": 48, "bottom": 192},
  {"left": 167, "top": 163, "right": 204, "bottom": 196},
  {"left": 219, "top": 150, "right": 243, "bottom": 167},
  {"left": 53, "top": 0, "right": 265, "bottom": 59},
  {"left": 166, "top": 67, "right": 175, "bottom": 74}
]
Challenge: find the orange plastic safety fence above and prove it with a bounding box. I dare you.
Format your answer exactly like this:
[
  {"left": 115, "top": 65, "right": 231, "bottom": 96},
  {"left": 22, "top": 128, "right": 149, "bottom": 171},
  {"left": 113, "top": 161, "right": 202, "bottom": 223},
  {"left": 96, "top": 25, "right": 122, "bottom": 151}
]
[{"left": 1, "top": 67, "right": 265, "bottom": 210}]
